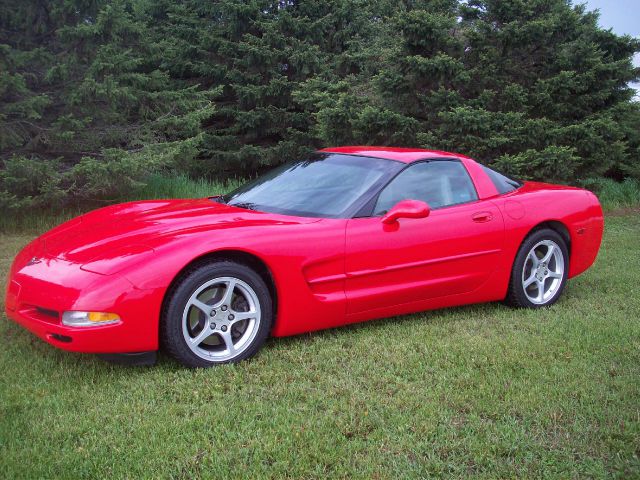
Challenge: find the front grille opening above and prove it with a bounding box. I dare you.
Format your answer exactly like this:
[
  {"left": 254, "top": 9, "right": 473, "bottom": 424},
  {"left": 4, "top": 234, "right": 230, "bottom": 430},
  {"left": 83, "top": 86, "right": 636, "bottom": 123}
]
[
  {"left": 36, "top": 307, "right": 59, "bottom": 319},
  {"left": 20, "top": 305, "right": 61, "bottom": 324},
  {"left": 48, "top": 333, "right": 72, "bottom": 343}
]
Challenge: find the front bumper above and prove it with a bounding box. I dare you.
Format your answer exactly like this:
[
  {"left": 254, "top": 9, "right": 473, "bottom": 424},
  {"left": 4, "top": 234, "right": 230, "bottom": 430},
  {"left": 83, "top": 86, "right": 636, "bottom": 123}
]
[{"left": 5, "top": 254, "right": 162, "bottom": 354}]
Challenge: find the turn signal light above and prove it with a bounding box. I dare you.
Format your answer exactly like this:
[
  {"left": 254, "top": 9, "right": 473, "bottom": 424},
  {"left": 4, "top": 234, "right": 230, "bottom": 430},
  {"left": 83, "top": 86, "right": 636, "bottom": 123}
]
[{"left": 62, "top": 311, "right": 121, "bottom": 327}]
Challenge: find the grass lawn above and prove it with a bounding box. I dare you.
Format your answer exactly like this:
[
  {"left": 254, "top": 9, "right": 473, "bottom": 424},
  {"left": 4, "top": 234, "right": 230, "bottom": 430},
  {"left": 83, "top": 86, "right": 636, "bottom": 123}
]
[{"left": 0, "top": 211, "right": 639, "bottom": 479}]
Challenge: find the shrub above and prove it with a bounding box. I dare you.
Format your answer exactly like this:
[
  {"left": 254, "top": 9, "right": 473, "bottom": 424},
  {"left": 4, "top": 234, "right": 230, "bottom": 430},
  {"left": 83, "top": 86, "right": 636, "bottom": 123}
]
[
  {"left": 582, "top": 177, "right": 640, "bottom": 210},
  {"left": 0, "top": 156, "right": 66, "bottom": 210}
]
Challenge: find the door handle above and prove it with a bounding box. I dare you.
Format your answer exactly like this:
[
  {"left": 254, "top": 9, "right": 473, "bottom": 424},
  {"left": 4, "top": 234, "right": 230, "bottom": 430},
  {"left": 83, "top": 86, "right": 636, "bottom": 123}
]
[{"left": 472, "top": 211, "right": 493, "bottom": 223}]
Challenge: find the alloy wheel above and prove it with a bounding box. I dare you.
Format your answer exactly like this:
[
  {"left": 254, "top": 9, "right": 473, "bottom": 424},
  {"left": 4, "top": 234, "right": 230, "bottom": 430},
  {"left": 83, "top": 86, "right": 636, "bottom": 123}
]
[
  {"left": 521, "top": 240, "right": 565, "bottom": 305},
  {"left": 181, "top": 276, "right": 261, "bottom": 361}
]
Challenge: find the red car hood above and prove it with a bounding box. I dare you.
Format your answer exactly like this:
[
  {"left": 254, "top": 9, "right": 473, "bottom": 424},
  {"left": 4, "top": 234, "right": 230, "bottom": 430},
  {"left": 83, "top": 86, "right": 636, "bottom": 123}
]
[{"left": 40, "top": 199, "right": 316, "bottom": 265}]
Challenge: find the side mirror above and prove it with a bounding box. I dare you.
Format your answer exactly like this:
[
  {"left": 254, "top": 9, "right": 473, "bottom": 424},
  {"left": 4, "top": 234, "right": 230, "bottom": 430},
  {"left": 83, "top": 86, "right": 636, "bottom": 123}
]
[{"left": 381, "top": 199, "right": 430, "bottom": 224}]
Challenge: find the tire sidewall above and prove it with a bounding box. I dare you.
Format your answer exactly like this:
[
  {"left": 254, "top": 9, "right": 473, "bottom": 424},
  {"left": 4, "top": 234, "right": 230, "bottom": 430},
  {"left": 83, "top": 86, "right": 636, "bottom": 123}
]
[{"left": 161, "top": 261, "right": 273, "bottom": 367}]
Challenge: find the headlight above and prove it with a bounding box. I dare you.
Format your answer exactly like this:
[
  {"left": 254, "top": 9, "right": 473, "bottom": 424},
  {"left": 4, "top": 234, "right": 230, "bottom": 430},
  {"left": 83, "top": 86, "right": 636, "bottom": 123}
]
[{"left": 62, "top": 311, "right": 121, "bottom": 327}]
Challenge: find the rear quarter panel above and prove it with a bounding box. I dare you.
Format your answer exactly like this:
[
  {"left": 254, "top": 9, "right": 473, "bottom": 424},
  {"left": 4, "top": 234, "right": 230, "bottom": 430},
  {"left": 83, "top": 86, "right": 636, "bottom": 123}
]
[{"left": 491, "top": 183, "right": 604, "bottom": 298}]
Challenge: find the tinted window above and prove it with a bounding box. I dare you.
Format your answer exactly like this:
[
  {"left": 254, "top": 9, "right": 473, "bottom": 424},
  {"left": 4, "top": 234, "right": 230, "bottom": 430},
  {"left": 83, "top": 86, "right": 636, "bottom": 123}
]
[
  {"left": 481, "top": 165, "right": 522, "bottom": 194},
  {"left": 374, "top": 161, "right": 478, "bottom": 215},
  {"left": 224, "top": 153, "right": 402, "bottom": 218}
]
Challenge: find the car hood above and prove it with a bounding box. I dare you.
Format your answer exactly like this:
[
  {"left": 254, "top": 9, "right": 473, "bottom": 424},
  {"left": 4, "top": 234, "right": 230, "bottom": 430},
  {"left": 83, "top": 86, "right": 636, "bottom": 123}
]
[{"left": 40, "top": 199, "right": 318, "bottom": 265}]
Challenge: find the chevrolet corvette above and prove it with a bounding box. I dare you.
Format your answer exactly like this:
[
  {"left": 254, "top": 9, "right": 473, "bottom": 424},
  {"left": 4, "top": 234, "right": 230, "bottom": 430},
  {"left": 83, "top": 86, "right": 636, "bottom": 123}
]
[{"left": 5, "top": 147, "right": 604, "bottom": 367}]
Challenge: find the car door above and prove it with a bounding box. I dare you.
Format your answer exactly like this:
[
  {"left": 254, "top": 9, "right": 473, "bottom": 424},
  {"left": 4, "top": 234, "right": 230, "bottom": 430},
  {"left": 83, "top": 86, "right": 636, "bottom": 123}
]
[{"left": 344, "top": 160, "right": 504, "bottom": 314}]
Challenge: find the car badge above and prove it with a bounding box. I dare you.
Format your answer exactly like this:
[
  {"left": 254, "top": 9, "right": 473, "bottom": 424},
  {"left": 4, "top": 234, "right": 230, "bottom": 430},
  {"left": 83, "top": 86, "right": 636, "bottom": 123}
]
[{"left": 26, "top": 257, "right": 42, "bottom": 266}]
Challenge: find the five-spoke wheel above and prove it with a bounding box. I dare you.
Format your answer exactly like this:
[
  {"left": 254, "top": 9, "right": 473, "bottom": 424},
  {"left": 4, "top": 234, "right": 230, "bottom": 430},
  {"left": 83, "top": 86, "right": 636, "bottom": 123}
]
[
  {"left": 521, "top": 240, "right": 565, "bottom": 305},
  {"left": 182, "top": 277, "right": 262, "bottom": 362},
  {"left": 507, "top": 228, "right": 569, "bottom": 308},
  {"left": 162, "top": 261, "right": 272, "bottom": 367}
]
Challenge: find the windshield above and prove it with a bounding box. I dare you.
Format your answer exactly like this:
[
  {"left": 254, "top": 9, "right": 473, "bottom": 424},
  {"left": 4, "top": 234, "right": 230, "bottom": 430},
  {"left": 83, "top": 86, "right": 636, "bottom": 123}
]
[{"left": 223, "top": 153, "right": 402, "bottom": 218}]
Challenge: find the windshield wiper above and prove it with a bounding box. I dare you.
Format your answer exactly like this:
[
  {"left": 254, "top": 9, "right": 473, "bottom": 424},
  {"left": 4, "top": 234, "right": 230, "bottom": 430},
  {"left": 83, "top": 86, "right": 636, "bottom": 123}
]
[{"left": 229, "top": 202, "right": 258, "bottom": 211}]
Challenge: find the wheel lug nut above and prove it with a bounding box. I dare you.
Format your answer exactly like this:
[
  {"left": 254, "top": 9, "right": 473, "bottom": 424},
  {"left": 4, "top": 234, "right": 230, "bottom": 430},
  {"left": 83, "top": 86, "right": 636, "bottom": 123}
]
[
  {"left": 228, "top": 314, "right": 235, "bottom": 321},
  {"left": 221, "top": 325, "right": 227, "bottom": 332},
  {"left": 210, "top": 323, "right": 216, "bottom": 329},
  {"left": 210, "top": 310, "right": 216, "bottom": 316},
  {"left": 221, "top": 305, "right": 228, "bottom": 311}
]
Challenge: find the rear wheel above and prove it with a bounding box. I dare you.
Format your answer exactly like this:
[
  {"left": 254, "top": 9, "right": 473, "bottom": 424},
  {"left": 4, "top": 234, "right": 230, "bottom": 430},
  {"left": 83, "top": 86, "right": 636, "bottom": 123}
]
[
  {"left": 161, "top": 260, "right": 273, "bottom": 367},
  {"left": 506, "top": 228, "right": 568, "bottom": 308}
]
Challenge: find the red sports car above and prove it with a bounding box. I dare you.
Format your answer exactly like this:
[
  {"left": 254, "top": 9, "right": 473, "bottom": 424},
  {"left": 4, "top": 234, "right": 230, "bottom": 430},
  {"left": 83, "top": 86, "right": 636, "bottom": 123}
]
[{"left": 5, "top": 147, "right": 604, "bottom": 367}]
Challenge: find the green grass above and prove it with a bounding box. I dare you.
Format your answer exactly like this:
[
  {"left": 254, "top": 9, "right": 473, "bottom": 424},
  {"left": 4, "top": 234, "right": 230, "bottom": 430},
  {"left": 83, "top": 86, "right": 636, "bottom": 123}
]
[
  {"left": 123, "top": 173, "right": 244, "bottom": 202},
  {"left": 1, "top": 212, "right": 639, "bottom": 477},
  {"left": 0, "top": 174, "right": 242, "bottom": 233},
  {"left": 586, "top": 177, "right": 640, "bottom": 211}
]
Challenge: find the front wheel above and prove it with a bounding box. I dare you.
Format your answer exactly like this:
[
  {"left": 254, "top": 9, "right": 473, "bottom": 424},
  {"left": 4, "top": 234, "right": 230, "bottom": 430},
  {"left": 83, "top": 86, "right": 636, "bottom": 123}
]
[
  {"left": 506, "top": 228, "right": 569, "bottom": 308},
  {"left": 161, "top": 260, "right": 273, "bottom": 367}
]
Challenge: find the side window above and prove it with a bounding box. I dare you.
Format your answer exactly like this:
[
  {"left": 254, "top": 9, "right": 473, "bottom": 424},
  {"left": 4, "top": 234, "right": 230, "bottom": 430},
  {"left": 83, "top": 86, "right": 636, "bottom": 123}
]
[
  {"left": 480, "top": 165, "right": 522, "bottom": 194},
  {"left": 374, "top": 161, "right": 478, "bottom": 215}
]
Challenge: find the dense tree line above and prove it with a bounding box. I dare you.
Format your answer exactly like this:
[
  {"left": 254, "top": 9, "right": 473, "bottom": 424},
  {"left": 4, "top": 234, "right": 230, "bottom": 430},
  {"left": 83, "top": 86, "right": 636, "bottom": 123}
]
[{"left": 1, "top": 0, "right": 638, "bottom": 209}]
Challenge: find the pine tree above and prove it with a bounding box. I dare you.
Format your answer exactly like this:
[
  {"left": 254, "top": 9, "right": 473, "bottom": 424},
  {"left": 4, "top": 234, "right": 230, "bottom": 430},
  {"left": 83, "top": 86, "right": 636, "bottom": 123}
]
[{"left": 1, "top": 0, "right": 638, "bottom": 210}]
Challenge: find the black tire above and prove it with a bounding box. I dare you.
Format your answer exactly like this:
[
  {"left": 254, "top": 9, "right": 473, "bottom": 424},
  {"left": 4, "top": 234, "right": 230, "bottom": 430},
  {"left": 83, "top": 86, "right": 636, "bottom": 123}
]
[
  {"left": 505, "top": 228, "right": 569, "bottom": 308},
  {"left": 161, "top": 260, "right": 273, "bottom": 368}
]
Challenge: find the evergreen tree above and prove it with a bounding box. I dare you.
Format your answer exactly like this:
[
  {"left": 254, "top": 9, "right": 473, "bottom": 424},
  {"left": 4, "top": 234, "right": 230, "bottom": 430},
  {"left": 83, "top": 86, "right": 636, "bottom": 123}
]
[
  {"left": 311, "top": 0, "right": 640, "bottom": 182},
  {"left": 1, "top": 0, "right": 638, "bottom": 209}
]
